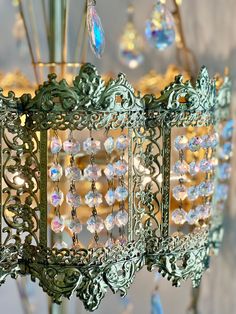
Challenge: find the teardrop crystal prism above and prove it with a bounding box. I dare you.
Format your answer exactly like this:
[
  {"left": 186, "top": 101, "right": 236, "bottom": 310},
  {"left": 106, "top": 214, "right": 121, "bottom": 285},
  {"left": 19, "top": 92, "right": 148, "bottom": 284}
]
[
  {"left": 145, "top": 1, "right": 175, "bottom": 50},
  {"left": 87, "top": 0, "right": 105, "bottom": 58}
]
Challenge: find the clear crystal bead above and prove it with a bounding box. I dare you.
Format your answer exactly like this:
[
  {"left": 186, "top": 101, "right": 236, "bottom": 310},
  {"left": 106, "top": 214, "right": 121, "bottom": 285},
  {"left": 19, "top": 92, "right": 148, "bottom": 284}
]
[
  {"left": 53, "top": 241, "right": 68, "bottom": 250},
  {"left": 189, "top": 136, "right": 202, "bottom": 152},
  {"left": 222, "top": 119, "right": 234, "bottom": 140},
  {"left": 215, "top": 184, "right": 228, "bottom": 202},
  {"left": 171, "top": 208, "right": 187, "bottom": 224},
  {"left": 104, "top": 163, "right": 115, "bottom": 180},
  {"left": 63, "top": 138, "right": 80, "bottom": 155},
  {"left": 104, "top": 213, "right": 115, "bottom": 231},
  {"left": 105, "top": 189, "right": 116, "bottom": 206},
  {"left": 199, "top": 159, "right": 213, "bottom": 172},
  {"left": 114, "top": 160, "right": 128, "bottom": 177},
  {"left": 201, "top": 135, "right": 212, "bottom": 149},
  {"left": 105, "top": 237, "right": 115, "bottom": 248},
  {"left": 209, "top": 133, "right": 219, "bottom": 148},
  {"left": 83, "top": 137, "right": 101, "bottom": 155},
  {"left": 84, "top": 164, "right": 102, "bottom": 181},
  {"left": 87, "top": 1, "right": 105, "bottom": 58},
  {"left": 187, "top": 186, "right": 199, "bottom": 201},
  {"left": 67, "top": 218, "right": 82, "bottom": 234},
  {"left": 115, "top": 235, "right": 127, "bottom": 246},
  {"left": 172, "top": 185, "right": 187, "bottom": 201},
  {"left": 51, "top": 215, "right": 65, "bottom": 233},
  {"left": 219, "top": 142, "right": 232, "bottom": 160},
  {"left": 198, "top": 181, "right": 214, "bottom": 197},
  {"left": 48, "top": 163, "right": 63, "bottom": 182},
  {"left": 65, "top": 166, "right": 81, "bottom": 181},
  {"left": 50, "top": 136, "right": 62, "bottom": 154},
  {"left": 173, "top": 160, "right": 189, "bottom": 176},
  {"left": 174, "top": 135, "right": 188, "bottom": 151},
  {"left": 196, "top": 204, "right": 211, "bottom": 220},
  {"left": 115, "top": 186, "right": 128, "bottom": 201},
  {"left": 218, "top": 163, "right": 231, "bottom": 180},
  {"left": 66, "top": 191, "right": 81, "bottom": 208},
  {"left": 186, "top": 209, "right": 199, "bottom": 225},
  {"left": 87, "top": 215, "right": 104, "bottom": 233},
  {"left": 189, "top": 161, "right": 200, "bottom": 176},
  {"left": 104, "top": 137, "right": 115, "bottom": 154},
  {"left": 115, "top": 210, "right": 128, "bottom": 227},
  {"left": 49, "top": 190, "right": 64, "bottom": 207},
  {"left": 145, "top": 1, "right": 175, "bottom": 50},
  {"left": 85, "top": 190, "right": 103, "bottom": 207},
  {"left": 116, "top": 135, "right": 129, "bottom": 151}
]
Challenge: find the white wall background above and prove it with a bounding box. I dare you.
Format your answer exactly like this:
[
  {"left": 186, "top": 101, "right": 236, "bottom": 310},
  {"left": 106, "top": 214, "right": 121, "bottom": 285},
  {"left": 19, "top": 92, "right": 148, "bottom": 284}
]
[{"left": 0, "top": 1, "right": 235, "bottom": 313}]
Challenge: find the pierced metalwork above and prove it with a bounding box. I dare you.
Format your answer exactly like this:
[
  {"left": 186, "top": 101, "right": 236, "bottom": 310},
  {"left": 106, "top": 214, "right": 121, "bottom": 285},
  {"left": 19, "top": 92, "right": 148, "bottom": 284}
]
[{"left": 0, "top": 63, "right": 232, "bottom": 311}]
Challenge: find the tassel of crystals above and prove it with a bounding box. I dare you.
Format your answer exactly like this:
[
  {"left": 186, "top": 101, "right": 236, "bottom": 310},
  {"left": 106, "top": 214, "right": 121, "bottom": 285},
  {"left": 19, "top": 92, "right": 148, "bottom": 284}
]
[
  {"left": 115, "top": 134, "right": 129, "bottom": 245},
  {"left": 104, "top": 134, "right": 115, "bottom": 248},
  {"left": 49, "top": 132, "right": 65, "bottom": 238},
  {"left": 172, "top": 135, "right": 188, "bottom": 227},
  {"left": 84, "top": 132, "right": 104, "bottom": 247},
  {"left": 65, "top": 131, "right": 82, "bottom": 248}
]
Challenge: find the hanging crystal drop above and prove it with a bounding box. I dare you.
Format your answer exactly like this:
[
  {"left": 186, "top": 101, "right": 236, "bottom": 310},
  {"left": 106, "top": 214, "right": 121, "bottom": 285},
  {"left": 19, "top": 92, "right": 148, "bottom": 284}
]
[
  {"left": 186, "top": 209, "right": 199, "bottom": 225},
  {"left": 85, "top": 190, "right": 103, "bottom": 207},
  {"left": 49, "top": 190, "right": 64, "bottom": 207},
  {"left": 104, "top": 213, "right": 115, "bottom": 231},
  {"left": 196, "top": 204, "right": 211, "bottom": 220},
  {"left": 215, "top": 184, "right": 229, "bottom": 202},
  {"left": 187, "top": 186, "right": 199, "bottom": 201},
  {"left": 48, "top": 163, "right": 63, "bottom": 182},
  {"left": 66, "top": 191, "right": 81, "bottom": 208},
  {"left": 119, "top": 5, "right": 144, "bottom": 69},
  {"left": 105, "top": 189, "right": 116, "bottom": 206},
  {"left": 83, "top": 137, "right": 101, "bottom": 155},
  {"left": 84, "top": 164, "right": 102, "bottom": 181},
  {"left": 116, "top": 135, "right": 129, "bottom": 151},
  {"left": 65, "top": 166, "right": 82, "bottom": 181},
  {"left": 188, "top": 136, "right": 203, "bottom": 152},
  {"left": 67, "top": 218, "right": 83, "bottom": 234},
  {"left": 222, "top": 119, "right": 234, "bottom": 140},
  {"left": 87, "top": 215, "right": 104, "bottom": 233},
  {"left": 114, "top": 160, "right": 128, "bottom": 177},
  {"left": 218, "top": 163, "right": 231, "bottom": 180},
  {"left": 219, "top": 142, "right": 233, "bottom": 160},
  {"left": 174, "top": 135, "right": 188, "bottom": 151},
  {"left": 198, "top": 181, "right": 214, "bottom": 197},
  {"left": 199, "top": 159, "right": 213, "bottom": 172},
  {"left": 115, "top": 210, "right": 128, "bottom": 227},
  {"left": 63, "top": 137, "right": 80, "bottom": 156},
  {"left": 172, "top": 185, "right": 187, "bottom": 201},
  {"left": 145, "top": 1, "right": 175, "bottom": 50},
  {"left": 51, "top": 216, "right": 65, "bottom": 233},
  {"left": 87, "top": 0, "right": 105, "bottom": 58},
  {"left": 189, "top": 161, "right": 200, "bottom": 176},
  {"left": 173, "top": 160, "right": 189, "bottom": 176},
  {"left": 171, "top": 208, "right": 187, "bottom": 225},
  {"left": 104, "top": 163, "right": 115, "bottom": 180},
  {"left": 115, "top": 186, "right": 128, "bottom": 201},
  {"left": 50, "top": 136, "right": 62, "bottom": 154},
  {"left": 104, "top": 137, "right": 115, "bottom": 154}
]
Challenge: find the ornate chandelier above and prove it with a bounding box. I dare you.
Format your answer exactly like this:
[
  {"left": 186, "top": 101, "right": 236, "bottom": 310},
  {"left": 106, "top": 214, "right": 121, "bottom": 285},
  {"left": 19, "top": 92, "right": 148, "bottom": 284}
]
[{"left": 0, "top": 0, "right": 233, "bottom": 312}]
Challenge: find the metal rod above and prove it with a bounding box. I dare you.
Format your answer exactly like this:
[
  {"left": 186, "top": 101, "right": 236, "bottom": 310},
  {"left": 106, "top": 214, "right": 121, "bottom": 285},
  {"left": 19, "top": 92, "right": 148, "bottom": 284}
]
[
  {"left": 61, "top": 0, "right": 68, "bottom": 78},
  {"left": 128, "top": 128, "right": 134, "bottom": 241},
  {"left": 0, "top": 124, "right": 2, "bottom": 245}
]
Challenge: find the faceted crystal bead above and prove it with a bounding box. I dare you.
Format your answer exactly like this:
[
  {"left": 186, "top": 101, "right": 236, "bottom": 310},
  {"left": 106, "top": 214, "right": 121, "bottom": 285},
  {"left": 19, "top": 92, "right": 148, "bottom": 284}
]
[
  {"left": 171, "top": 208, "right": 187, "bottom": 225},
  {"left": 218, "top": 163, "right": 231, "bottom": 180},
  {"left": 63, "top": 138, "right": 80, "bottom": 155},
  {"left": 145, "top": 1, "right": 175, "bottom": 50},
  {"left": 188, "top": 136, "right": 202, "bottom": 152},
  {"left": 201, "top": 135, "right": 212, "bottom": 149},
  {"left": 51, "top": 215, "right": 65, "bottom": 233},
  {"left": 172, "top": 185, "right": 187, "bottom": 201},
  {"left": 105, "top": 237, "right": 115, "bottom": 248},
  {"left": 116, "top": 235, "right": 127, "bottom": 246},
  {"left": 66, "top": 191, "right": 81, "bottom": 208},
  {"left": 186, "top": 209, "right": 199, "bottom": 225},
  {"left": 187, "top": 186, "right": 199, "bottom": 201},
  {"left": 84, "top": 164, "right": 102, "bottom": 181},
  {"left": 104, "top": 163, "right": 115, "bottom": 180},
  {"left": 68, "top": 218, "right": 82, "bottom": 234},
  {"left": 196, "top": 204, "right": 211, "bottom": 220},
  {"left": 105, "top": 189, "right": 116, "bottom": 206},
  {"left": 209, "top": 133, "right": 219, "bottom": 148},
  {"left": 199, "top": 159, "right": 213, "bottom": 172},
  {"left": 49, "top": 190, "right": 64, "bottom": 207},
  {"left": 114, "top": 160, "right": 128, "bottom": 177},
  {"left": 219, "top": 142, "right": 232, "bottom": 160},
  {"left": 65, "top": 166, "right": 82, "bottom": 181},
  {"left": 83, "top": 137, "right": 101, "bottom": 155},
  {"left": 87, "top": 215, "right": 104, "bottom": 233},
  {"left": 215, "top": 184, "right": 228, "bottom": 202},
  {"left": 115, "top": 186, "right": 128, "bottom": 201},
  {"left": 198, "top": 181, "right": 214, "bottom": 197},
  {"left": 53, "top": 241, "right": 68, "bottom": 250},
  {"left": 116, "top": 135, "right": 129, "bottom": 151},
  {"left": 50, "top": 136, "right": 62, "bottom": 154},
  {"left": 174, "top": 135, "right": 188, "bottom": 151},
  {"left": 104, "top": 137, "right": 115, "bottom": 154},
  {"left": 85, "top": 190, "right": 103, "bottom": 207},
  {"left": 49, "top": 163, "right": 63, "bottom": 182},
  {"left": 115, "top": 210, "right": 128, "bottom": 227},
  {"left": 173, "top": 160, "right": 189, "bottom": 176},
  {"left": 87, "top": 1, "right": 105, "bottom": 58},
  {"left": 189, "top": 161, "right": 200, "bottom": 176},
  {"left": 222, "top": 119, "right": 234, "bottom": 140},
  {"left": 104, "top": 213, "right": 115, "bottom": 231}
]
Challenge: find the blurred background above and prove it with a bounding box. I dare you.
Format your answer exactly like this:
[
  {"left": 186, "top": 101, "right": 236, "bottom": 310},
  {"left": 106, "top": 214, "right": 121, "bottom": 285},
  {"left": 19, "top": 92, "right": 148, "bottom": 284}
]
[{"left": 0, "top": 0, "right": 236, "bottom": 313}]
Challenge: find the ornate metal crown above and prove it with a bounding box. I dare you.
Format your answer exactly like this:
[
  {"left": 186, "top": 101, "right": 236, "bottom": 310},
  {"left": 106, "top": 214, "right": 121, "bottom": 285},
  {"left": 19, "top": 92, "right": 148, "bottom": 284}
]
[{"left": 0, "top": 63, "right": 232, "bottom": 311}]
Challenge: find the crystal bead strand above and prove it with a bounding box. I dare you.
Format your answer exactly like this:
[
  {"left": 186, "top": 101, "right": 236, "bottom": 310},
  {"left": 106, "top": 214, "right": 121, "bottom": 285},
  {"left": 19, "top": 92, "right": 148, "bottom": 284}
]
[
  {"left": 103, "top": 133, "right": 115, "bottom": 248},
  {"left": 49, "top": 132, "right": 65, "bottom": 235},
  {"left": 85, "top": 131, "right": 104, "bottom": 247},
  {"left": 65, "top": 131, "right": 82, "bottom": 248},
  {"left": 172, "top": 136, "right": 188, "bottom": 227},
  {"left": 115, "top": 134, "right": 129, "bottom": 245}
]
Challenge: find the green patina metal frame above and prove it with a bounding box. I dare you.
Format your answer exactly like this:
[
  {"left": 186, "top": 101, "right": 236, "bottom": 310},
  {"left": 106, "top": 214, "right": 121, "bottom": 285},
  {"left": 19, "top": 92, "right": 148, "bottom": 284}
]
[{"left": 0, "top": 63, "right": 232, "bottom": 311}]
